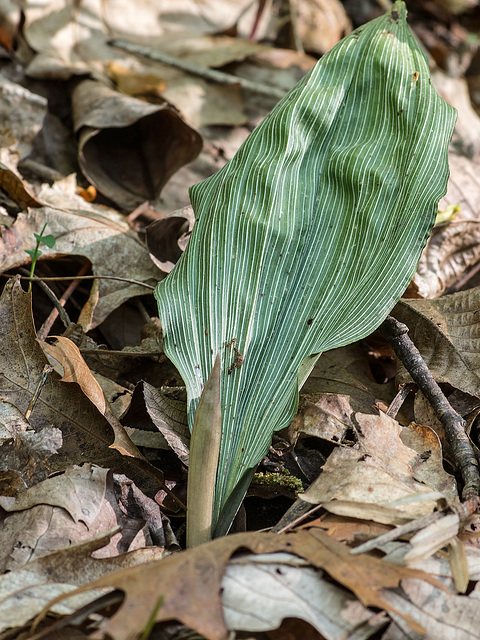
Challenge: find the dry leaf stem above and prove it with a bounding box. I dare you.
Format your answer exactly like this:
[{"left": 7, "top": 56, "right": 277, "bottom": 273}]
[{"left": 380, "top": 315, "right": 480, "bottom": 503}]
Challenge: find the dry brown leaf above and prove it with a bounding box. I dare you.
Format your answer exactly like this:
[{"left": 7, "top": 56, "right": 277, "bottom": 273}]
[
  {"left": 222, "top": 552, "right": 383, "bottom": 638},
  {"left": 40, "top": 528, "right": 443, "bottom": 639},
  {"left": 301, "top": 412, "right": 454, "bottom": 520},
  {"left": 433, "top": 70, "right": 480, "bottom": 159},
  {"left": 146, "top": 205, "right": 195, "bottom": 273},
  {"left": 0, "top": 163, "right": 43, "bottom": 210},
  {"left": 21, "top": 1, "right": 263, "bottom": 130},
  {"left": 39, "top": 336, "right": 145, "bottom": 460},
  {"left": 22, "top": 0, "right": 258, "bottom": 79},
  {"left": 296, "top": 0, "right": 351, "bottom": 55},
  {"left": 288, "top": 393, "right": 354, "bottom": 446},
  {"left": 0, "top": 277, "right": 168, "bottom": 497},
  {"left": 407, "top": 152, "right": 480, "bottom": 299},
  {"left": 400, "top": 422, "right": 458, "bottom": 503},
  {"left": 302, "top": 344, "right": 394, "bottom": 414},
  {"left": 0, "top": 400, "right": 62, "bottom": 488},
  {"left": 0, "top": 176, "right": 162, "bottom": 328},
  {"left": 381, "top": 577, "right": 480, "bottom": 639},
  {"left": 143, "top": 381, "right": 189, "bottom": 464},
  {"left": 0, "top": 74, "right": 47, "bottom": 172},
  {"left": 72, "top": 79, "right": 202, "bottom": 209},
  {"left": 0, "top": 465, "right": 167, "bottom": 573},
  {"left": 0, "top": 529, "right": 166, "bottom": 635},
  {"left": 392, "top": 291, "right": 480, "bottom": 398}
]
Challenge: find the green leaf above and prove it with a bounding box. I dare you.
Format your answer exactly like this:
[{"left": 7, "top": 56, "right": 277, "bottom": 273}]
[
  {"left": 25, "top": 248, "right": 41, "bottom": 260},
  {"left": 155, "top": 1, "right": 456, "bottom": 535},
  {"left": 34, "top": 233, "right": 56, "bottom": 248}
]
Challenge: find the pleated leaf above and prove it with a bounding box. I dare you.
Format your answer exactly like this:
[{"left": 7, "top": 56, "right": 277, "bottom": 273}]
[{"left": 155, "top": 2, "right": 456, "bottom": 536}]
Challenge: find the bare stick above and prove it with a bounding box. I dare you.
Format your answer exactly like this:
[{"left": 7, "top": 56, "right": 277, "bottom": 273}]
[
  {"left": 2, "top": 273, "right": 155, "bottom": 290},
  {"left": 380, "top": 315, "right": 480, "bottom": 503},
  {"left": 17, "top": 268, "right": 72, "bottom": 329},
  {"left": 38, "top": 262, "right": 91, "bottom": 339},
  {"left": 109, "top": 38, "right": 286, "bottom": 101}
]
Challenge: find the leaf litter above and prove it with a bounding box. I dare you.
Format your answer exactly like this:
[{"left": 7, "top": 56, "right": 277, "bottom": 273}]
[{"left": 0, "top": 0, "right": 480, "bottom": 638}]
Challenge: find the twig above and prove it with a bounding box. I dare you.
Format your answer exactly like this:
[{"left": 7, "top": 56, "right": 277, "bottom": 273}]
[
  {"left": 25, "top": 365, "right": 54, "bottom": 421},
  {"left": 38, "top": 262, "right": 91, "bottom": 339},
  {"left": 380, "top": 315, "right": 480, "bottom": 503},
  {"left": 17, "top": 268, "right": 72, "bottom": 330},
  {"left": 109, "top": 38, "right": 287, "bottom": 101},
  {"left": 271, "top": 499, "right": 322, "bottom": 534},
  {"left": 350, "top": 510, "right": 444, "bottom": 555},
  {"left": 386, "top": 382, "right": 416, "bottom": 418},
  {"left": 2, "top": 273, "right": 155, "bottom": 290}
]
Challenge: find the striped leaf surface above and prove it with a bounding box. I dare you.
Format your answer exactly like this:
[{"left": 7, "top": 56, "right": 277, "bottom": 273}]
[{"left": 155, "top": 2, "right": 456, "bottom": 535}]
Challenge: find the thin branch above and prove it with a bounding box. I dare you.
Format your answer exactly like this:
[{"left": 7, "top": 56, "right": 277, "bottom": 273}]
[
  {"left": 38, "top": 262, "right": 91, "bottom": 339},
  {"left": 380, "top": 315, "right": 480, "bottom": 503},
  {"left": 17, "top": 268, "right": 72, "bottom": 330},
  {"left": 109, "top": 38, "right": 287, "bottom": 101},
  {"left": 2, "top": 273, "right": 156, "bottom": 291},
  {"left": 386, "top": 382, "right": 416, "bottom": 418}
]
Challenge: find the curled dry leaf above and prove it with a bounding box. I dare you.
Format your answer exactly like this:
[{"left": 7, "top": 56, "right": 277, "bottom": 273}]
[
  {"left": 39, "top": 336, "right": 153, "bottom": 461},
  {"left": 146, "top": 205, "right": 195, "bottom": 273},
  {"left": 392, "top": 290, "right": 480, "bottom": 398},
  {"left": 72, "top": 79, "right": 202, "bottom": 210},
  {"left": 407, "top": 151, "right": 480, "bottom": 298},
  {"left": 0, "top": 163, "right": 43, "bottom": 210}
]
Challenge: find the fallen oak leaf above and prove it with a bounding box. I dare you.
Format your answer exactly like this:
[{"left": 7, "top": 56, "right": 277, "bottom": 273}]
[{"left": 35, "top": 528, "right": 445, "bottom": 640}]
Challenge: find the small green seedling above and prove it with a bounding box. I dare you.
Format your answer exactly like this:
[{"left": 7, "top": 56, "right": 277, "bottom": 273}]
[{"left": 25, "top": 223, "right": 56, "bottom": 292}]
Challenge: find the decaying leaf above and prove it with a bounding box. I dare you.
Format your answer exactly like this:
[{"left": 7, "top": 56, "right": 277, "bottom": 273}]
[
  {"left": 392, "top": 289, "right": 480, "bottom": 397},
  {"left": 39, "top": 336, "right": 144, "bottom": 459},
  {"left": 300, "top": 411, "right": 455, "bottom": 520},
  {"left": 155, "top": 2, "right": 456, "bottom": 535},
  {"left": 0, "top": 530, "right": 165, "bottom": 635},
  {"left": 0, "top": 277, "right": 169, "bottom": 497},
  {"left": 40, "top": 527, "right": 443, "bottom": 640},
  {"left": 72, "top": 79, "right": 202, "bottom": 210},
  {"left": 0, "top": 176, "right": 161, "bottom": 329}
]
